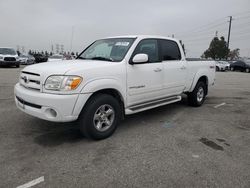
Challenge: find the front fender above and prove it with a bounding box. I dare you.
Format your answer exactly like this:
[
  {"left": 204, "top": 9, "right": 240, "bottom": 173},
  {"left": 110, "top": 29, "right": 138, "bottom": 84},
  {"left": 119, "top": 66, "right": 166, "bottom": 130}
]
[{"left": 80, "top": 78, "right": 126, "bottom": 100}]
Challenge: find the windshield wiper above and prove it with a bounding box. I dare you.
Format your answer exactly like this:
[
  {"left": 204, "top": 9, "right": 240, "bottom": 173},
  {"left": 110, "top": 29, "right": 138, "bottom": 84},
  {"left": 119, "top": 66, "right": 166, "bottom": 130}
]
[{"left": 91, "top": 56, "right": 113, "bottom": 62}]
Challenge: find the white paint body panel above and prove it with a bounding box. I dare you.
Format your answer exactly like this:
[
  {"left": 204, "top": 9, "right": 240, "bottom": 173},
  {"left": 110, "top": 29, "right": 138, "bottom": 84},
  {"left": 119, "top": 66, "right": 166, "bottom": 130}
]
[{"left": 14, "top": 35, "right": 215, "bottom": 122}]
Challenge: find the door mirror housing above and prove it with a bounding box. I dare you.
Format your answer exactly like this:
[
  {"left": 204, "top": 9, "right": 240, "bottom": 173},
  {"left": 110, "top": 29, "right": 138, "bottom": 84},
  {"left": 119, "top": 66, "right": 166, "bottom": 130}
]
[{"left": 131, "top": 53, "right": 148, "bottom": 64}]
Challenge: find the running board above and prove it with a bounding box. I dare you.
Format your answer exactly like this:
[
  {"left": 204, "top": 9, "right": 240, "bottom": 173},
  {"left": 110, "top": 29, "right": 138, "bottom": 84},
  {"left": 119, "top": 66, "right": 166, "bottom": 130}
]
[{"left": 125, "top": 96, "right": 182, "bottom": 115}]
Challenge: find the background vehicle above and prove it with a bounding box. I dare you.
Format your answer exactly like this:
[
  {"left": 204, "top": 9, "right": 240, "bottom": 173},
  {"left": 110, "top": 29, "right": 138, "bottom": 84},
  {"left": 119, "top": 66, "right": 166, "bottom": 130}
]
[
  {"left": 215, "top": 61, "right": 230, "bottom": 71},
  {"left": 48, "top": 54, "right": 65, "bottom": 62},
  {"left": 14, "top": 35, "right": 215, "bottom": 140},
  {"left": 19, "top": 54, "right": 35, "bottom": 65},
  {"left": 0, "top": 47, "right": 20, "bottom": 68},
  {"left": 230, "top": 60, "right": 250, "bottom": 73},
  {"left": 33, "top": 54, "right": 48, "bottom": 63}
]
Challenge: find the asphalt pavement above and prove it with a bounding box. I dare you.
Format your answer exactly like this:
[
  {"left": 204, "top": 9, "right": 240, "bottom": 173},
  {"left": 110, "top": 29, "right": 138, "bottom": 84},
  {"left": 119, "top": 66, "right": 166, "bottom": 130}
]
[{"left": 0, "top": 66, "right": 249, "bottom": 188}]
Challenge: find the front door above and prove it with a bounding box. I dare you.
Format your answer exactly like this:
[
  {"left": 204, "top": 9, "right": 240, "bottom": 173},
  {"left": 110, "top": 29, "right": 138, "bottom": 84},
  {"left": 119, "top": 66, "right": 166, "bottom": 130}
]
[{"left": 127, "top": 39, "right": 163, "bottom": 106}]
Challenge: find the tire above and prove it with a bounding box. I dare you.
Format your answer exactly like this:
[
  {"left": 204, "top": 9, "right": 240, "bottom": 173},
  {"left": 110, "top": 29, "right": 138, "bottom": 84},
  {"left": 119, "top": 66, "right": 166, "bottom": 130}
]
[
  {"left": 230, "top": 67, "right": 234, "bottom": 71},
  {"left": 16, "top": 64, "right": 20, "bottom": 68},
  {"left": 77, "top": 94, "right": 122, "bottom": 140},
  {"left": 246, "top": 68, "right": 250, "bottom": 73},
  {"left": 188, "top": 81, "right": 206, "bottom": 107},
  {"left": 216, "top": 66, "right": 219, "bottom": 71}
]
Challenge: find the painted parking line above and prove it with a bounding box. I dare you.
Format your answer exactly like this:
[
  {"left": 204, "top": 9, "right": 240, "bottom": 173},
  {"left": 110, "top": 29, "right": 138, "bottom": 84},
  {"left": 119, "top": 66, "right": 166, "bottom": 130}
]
[
  {"left": 214, "top": 102, "right": 226, "bottom": 108},
  {"left": 16, "top": 176, "right": 44, "bottom": 188}
]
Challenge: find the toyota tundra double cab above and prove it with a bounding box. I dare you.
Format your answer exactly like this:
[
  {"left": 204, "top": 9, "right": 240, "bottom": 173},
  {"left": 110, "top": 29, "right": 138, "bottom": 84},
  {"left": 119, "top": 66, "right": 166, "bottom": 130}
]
[{"left": 14, "top": 35, "right": 215, "bottom": 140}]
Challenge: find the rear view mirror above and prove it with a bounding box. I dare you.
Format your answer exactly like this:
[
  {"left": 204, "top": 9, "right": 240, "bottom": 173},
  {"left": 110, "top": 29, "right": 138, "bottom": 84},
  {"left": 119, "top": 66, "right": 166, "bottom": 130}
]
[{"left": 131, "top": 53, "right": 148, "bottom": 64}]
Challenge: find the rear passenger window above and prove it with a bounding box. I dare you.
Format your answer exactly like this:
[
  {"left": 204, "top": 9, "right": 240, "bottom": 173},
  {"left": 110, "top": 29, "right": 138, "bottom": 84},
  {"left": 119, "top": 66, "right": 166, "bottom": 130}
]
[{"left": 160, "top": 40, "right": 181, "bottom": 61}]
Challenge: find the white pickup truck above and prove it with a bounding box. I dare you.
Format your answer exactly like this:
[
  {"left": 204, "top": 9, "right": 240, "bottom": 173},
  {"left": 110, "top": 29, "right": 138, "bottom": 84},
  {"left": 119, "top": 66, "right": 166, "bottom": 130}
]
[{"left": 15, "top": 35, "right": 215, "bottom": 139}]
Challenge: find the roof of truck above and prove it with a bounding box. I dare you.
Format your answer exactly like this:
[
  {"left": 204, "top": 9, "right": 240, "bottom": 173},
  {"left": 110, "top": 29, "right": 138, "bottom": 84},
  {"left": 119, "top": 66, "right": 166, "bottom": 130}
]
[{"left": 105, "top": 35, "right": 180, "bottom": 42}]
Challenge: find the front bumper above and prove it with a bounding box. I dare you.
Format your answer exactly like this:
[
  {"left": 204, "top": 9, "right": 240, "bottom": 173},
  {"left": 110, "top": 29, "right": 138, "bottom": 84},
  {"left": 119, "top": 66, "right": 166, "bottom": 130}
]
[{"left": 14, "top": 83, "right": 91, "bottom": 122}]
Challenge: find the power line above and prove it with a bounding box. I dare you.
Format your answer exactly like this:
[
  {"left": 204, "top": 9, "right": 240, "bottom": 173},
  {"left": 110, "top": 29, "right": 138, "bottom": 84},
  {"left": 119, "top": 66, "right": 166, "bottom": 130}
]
[
  {"left": 175, "top": 17, "right": 227, "bottom": 36},
  {"left": 232, "top": 25, "right": 250, "bottom": 34},
  {"left": 234, "top": 14, "right": 250, "bottom": 20},
  {"left": 231, "top": 10, "right": 250, "bottom": 17},
  {"left": 232, "top": 21, "right": 250, "bottom": 27},
  {"left": 231, "top": 33, "right": 250, "bottom": 39}
]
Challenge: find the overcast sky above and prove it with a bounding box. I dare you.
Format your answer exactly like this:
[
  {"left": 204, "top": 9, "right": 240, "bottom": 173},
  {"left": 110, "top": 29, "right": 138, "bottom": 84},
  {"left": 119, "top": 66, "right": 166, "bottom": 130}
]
[{"left": 0, "top": 0, "right": 250, "bottom": 57}]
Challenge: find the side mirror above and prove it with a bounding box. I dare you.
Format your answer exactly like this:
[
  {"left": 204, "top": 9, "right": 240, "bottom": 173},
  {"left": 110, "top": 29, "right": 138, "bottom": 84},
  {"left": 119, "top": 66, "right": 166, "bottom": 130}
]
[{"left": 131, "top": 53, "right": 148, "bottom": 64}]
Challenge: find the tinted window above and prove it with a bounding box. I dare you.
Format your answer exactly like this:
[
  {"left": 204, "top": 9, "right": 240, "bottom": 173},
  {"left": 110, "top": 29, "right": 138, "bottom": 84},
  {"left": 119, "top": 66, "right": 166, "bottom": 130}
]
[
  {"left": 133, "top": 39, "right": 160, "bottom": 63},
  {"left": 160, "top": 40, "right": 181, "bottom": 60},
  {"left": 0, "top": 48, "right": 17, "bottom": 55},
  {"left": 234, "top": 61, "right": 245, "bottom": 66}
]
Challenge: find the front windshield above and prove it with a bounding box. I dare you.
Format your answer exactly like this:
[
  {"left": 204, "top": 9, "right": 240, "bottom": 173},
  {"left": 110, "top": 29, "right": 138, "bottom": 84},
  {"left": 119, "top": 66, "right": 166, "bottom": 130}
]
[
  {"left": 0, "top": 48, "right": 17, "bottom": 55},
  {"left": 78, "top": 38, "right": 135, "bottom": 62}
]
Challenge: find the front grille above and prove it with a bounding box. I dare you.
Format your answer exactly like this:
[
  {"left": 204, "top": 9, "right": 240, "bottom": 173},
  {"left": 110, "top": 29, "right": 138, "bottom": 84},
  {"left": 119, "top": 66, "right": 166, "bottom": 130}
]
[
  {"left": 20, "top": 71, "right": 41, "bottom": 91},
  {"left": 16, "top": 96, "right": 42, "bottom": 109},
  {"left": 4, "top": 57, "right": 16, "bottom": 61}
]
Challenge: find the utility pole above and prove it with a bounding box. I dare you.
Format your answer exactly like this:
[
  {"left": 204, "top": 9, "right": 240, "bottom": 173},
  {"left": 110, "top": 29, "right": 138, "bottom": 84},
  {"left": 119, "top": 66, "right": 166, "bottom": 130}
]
[{"left": 227, "top": 16, "right": 232, "bottom": 49}]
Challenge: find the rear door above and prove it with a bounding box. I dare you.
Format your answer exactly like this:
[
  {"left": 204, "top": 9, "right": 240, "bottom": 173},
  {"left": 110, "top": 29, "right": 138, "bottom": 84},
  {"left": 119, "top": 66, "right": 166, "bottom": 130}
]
[
  {"left": 127, "top": 39, "right": 164, "bottom": 106},
  {"left": 159, "top": 39, "right": 187, "bottom": 95}
]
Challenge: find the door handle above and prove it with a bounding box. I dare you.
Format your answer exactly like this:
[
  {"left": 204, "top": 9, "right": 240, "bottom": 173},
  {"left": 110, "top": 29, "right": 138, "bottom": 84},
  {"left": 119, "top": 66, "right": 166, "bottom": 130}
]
[
  {"left": 180, "top": 66, "right": 186, "bottom": 70},
  {"left": 154, "top": 68, "right": 162, "bottom": 72}
]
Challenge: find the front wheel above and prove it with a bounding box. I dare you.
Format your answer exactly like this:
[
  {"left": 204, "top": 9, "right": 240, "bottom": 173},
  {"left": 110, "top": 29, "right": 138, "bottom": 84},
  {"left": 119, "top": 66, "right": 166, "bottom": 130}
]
[
  {"left": 230, "top": 67, "right": 234, "bottom": 71},
  {"left": 187, "top": 81, "right": 206, "bottom": 107},
  {"left": 77, "top": 94, "right": 121, "bottom": 140},
  {"left": 246, "top": 68, "right": 250, "bottom": 73}
]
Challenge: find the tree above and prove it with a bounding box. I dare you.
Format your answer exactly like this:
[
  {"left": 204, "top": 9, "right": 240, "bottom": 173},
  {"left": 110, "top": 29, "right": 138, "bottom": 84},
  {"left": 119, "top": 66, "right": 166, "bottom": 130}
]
[
  {"left": 202, "top": 36, "right": 229, "bottom": 60},
  {"left": 228, "top": 48, "right": 240, "bottom": 60}
]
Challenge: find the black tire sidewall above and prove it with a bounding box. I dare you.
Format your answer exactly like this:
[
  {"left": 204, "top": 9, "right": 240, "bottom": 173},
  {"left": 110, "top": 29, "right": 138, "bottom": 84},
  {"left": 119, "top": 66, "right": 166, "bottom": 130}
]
[
  {"left": 188, "top": 81, "right": 206, "bottom": 107},
  {"left": 79, "top": 94, "right": 121, "bottom": 140}
]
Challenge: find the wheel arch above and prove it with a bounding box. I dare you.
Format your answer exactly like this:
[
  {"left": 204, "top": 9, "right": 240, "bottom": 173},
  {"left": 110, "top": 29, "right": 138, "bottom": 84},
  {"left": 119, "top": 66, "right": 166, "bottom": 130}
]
[
  {"left": 190, "top": 74, "right": 209, "bottom": 95},
  {"left": 78, "top": 88, "right": 125, "bottom": 119}
]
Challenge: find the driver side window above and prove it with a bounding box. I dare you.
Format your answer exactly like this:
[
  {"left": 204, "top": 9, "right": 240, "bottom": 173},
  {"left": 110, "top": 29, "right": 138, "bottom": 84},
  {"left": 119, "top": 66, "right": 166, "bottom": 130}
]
[{"left": 132, "top": 39, "right": 160, "bottom": 63}]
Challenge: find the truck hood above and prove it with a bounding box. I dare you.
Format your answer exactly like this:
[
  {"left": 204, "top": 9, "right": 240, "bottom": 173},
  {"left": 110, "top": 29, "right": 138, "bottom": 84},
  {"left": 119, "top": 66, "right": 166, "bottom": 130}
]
[
  {"left": 23, "top": 59, "right": 115, "bottom": 75},
  {"left": 21, "top": 59, "right": 118, "bottom": 84}
]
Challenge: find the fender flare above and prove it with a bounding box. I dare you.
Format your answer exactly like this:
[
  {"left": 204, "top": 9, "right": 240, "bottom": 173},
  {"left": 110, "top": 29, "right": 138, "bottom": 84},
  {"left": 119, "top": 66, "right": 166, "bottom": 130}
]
[
  {"left": 189, "top": 70, "right": 209, "bottom": 92},
  {"left": 80, "top": 78, "right": 125, "bottom": 98},
  {"left": 73, "top": 78, "right": 126, "bottom": 116}
]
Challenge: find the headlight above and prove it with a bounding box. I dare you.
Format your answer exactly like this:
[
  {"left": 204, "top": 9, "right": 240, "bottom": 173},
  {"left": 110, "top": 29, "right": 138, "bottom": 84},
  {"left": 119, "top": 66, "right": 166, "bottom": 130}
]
[{"left": 45, "top": 75, "right": 82, "bottom": 91}]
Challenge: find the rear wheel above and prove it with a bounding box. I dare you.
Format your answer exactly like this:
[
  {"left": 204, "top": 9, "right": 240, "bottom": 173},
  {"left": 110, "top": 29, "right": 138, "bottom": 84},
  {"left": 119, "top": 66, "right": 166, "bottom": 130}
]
[
  {"left": 216, "top": 66, "right": 219, "bottom": 71},
  {"left": 188, "top": 81, "right": 206, "bottom": 107},
  {"left": 246, "top": 68, "right": 250, "bottom": 73},
  {"left": 77, "top": 94, "right": 122, "bottom": 140},
  {"left": 230, "top": 67, "right": 234, "bottom": 71},
  {"left": 16, "top": 64, "right": 20, "bottom": 68}
]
